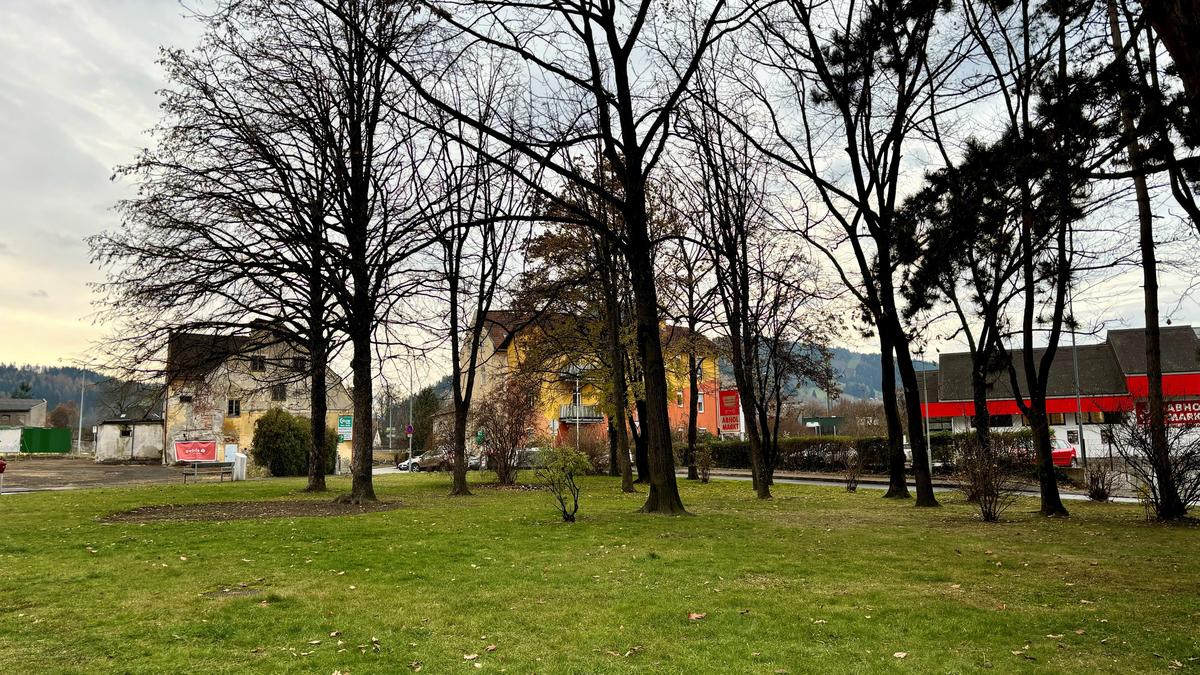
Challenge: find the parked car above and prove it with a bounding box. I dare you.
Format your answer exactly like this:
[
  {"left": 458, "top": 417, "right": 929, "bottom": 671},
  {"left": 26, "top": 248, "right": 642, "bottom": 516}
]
[
  {"left": 396, "top": 456, "right": 416, "bottom": 471},
  {"left": 1051, "top": 437, "right": 1079, "bottom": 468},
  {"left": 414, "top": 448, "right": 451, "bottom": 471},
  {"left": 515, "top": 447, "right": 546, "bottom": 469}
]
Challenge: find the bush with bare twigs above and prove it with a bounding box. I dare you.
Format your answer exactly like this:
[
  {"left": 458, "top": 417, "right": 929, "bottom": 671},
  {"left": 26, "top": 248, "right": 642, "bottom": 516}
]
[
  {"left": 536, "top": 445, "right": 591, "bottom": 522},
  {"left": 1084, "top": 461, "right": 1118, "bottom": 502},
  {"left": 954, "top": 435, "right": 1022, "bottom": 522},
  {"left": 472, "top": 376, "right": 540, "bottom": 485},
  {"left": 695, "top": 445, "right": 712, "bottom": 483},
  {"left": 839, "top": 448, "right": 864, "bottom": 493},
  {"left": 1111, "top": 420, "right": 1200, "bottom": 519}
]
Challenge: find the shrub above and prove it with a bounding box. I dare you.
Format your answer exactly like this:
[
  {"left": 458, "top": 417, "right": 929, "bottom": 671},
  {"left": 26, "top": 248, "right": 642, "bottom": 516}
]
[
  {"left": 1084, "top": 461, "right": 1118, "bottom": 502},
  {"left": 250, "top": 408, "right": 336, "bottom": 477},
  {"left": 1111, "top": 418, "right": 1200, "bottom": 519},
  {"left": 536, "top": 445, "right": 591, "bottom": 523},
  {"left": 953, "top": 435, "right": 1021, "bottom": 522},
  {"left": 840, "top": 447, "right": 864, "bottom": 493},
  {"left": 695, "top": 445, "right": 713, "bottom": 483}
]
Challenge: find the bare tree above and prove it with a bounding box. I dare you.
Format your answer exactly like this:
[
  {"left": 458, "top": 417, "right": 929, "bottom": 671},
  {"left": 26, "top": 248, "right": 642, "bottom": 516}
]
[
  {"left": 474, "top": 373, "right": 542, "bottom": 486},
  {"left": 434, "top": 54, "right": 533, "bottom": 496},
  {"left": 733, "top": 0, "right": 970, "bottom": 506},
  {"left": 317, "top": 0, "right": 771, "bottom": 514},
  {"left": 91, "top": 1, "right": 353, "bottom": 491}
]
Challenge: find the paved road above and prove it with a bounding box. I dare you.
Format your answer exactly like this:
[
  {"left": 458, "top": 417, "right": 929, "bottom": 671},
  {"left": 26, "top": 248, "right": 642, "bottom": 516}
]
[{"left": 684, "top": 471, "right": 1142, "bottom": 504}]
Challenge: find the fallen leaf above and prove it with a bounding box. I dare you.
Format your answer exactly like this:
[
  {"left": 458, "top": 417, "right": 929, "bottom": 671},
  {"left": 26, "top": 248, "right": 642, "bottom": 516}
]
[
  {"left": 950, "top": 584, "right": 961, "bottom": 589},
  {"left": 893, "top": 652, "right": 908, "bottom": 659},
  {"left": 308, "top": 640, "right": 322, "bottom": 645},
  {"left": 331, "top": 631, "right": 341, "bottom": 637},
  {"left": 408, "top": 662, "right": 422, "bottom": 672},
  {"left": 464, "top": 654, "right": 479, "bottom": 661},
  {"left": 1047, "top": 634, "right": 1063, "bottom": 639},
  {"left": 812, "top": 619, "right": 827, "bottom": 624},
  {"left": 485, "top": 645, "right": 497, "bottom": 652},
  {"left": 1075, "top": 629, "right": 1086, "bottom": 635},
  {"left": 688, "top": 613, "right": 707, "bottom": 621},
  {"left": 180, "top": 556, "right": 188, "bottom": 561},
  {"left": 473, "top": 664, "right": 482, "bottom": 670}
]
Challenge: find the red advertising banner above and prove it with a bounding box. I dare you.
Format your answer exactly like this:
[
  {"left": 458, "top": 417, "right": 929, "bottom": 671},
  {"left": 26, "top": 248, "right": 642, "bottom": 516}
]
[
  {"left": 1136, "top": 399, "right": 1200, "bottom": 426},
  {"left": 719, "top": 389, "right": 741, "bottom": 432},
  {"left": 175, "top": 440, "right": 218, "bottom": 462}
]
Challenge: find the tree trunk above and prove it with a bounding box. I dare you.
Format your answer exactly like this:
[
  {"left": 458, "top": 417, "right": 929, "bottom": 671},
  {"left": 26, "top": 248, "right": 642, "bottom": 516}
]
[
  {"left": 627, "top": 240, "right": 686, "bottom": 514},
  {"left": 1106, "top": 0, "right": 1188, "bottom": 520},
  {"left": 685, "top": 351, "right": 699, "bottom": 480},
  {"left": 607, "top": 418, "right": 619, "bottom": 477},
  {"left": 632, "top": 399, "right": 650, "bottom": 483},
  {"left": 600, "top": 246, "right": 635, "bottom": 492},
  {"left": 878, "top": 330, "right": 911, "bottom": 499},
  {"left": 338, "top": 326, "right": 376, "bottom": 503},
  {"left": 890, "top": 322, "right": 939, "bottom": 507},
  {"left": 450, "top": 405, "right": 471, "bottom": 496},
  {"left": 306, "top": 334, "right": 328, "bottom": 492},
  {"left": 1142, "top": 0, "right": 1200, "bottom": 120}
]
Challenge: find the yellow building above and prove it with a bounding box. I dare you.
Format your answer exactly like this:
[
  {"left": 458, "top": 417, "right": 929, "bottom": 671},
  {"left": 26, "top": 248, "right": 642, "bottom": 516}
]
[
  {"left": 163, "top": 330, "right": 353, "bottom": 466},
  {"left": 467, "top": 311, "right": 722, "bottom": 444}
]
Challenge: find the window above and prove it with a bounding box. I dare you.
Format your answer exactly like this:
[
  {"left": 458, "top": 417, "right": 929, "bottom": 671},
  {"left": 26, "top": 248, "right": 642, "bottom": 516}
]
[
  {"left": 989, "top": 414, "right": 1013, "bottom": 428},
  {"left": 929, "top": 418, "right": 953, "bottom": 433},
  {"left": 1103, "top": 411, "right": 1127, "bottom": 425},
  {"left": 250, "top": 356, "right": 266, "bottom": 372},
  {"left": 1, "top": 414, "right": 9, "bottom": 422},
  {"left": 292, "top": 357, "right": 307, "bottom": 372},
  {"left": 271, "top": 384, "right": 287, "bottom": 401},
  {"left": 178, "top": 394, "right": 193, "bottom": 404},
  {"left": 571, "top": 391, "right": 581, "bottom": 408},
  {"left": 1048, "top": 412, "right": 1066, "bottom": 425},
  {"left": 119, "top": 426, "right": 132, "bottom": 438},
  {"left": 227, "top": 399, "right": 241, "bottom": 417},
  {"left": 1081, "top": 411, "right": 1105, "bottom": 424},
  {"left": 676, "top": 390, "right": 684, "bottom": 407},
  {"left": 697, "top": 391, "right": 705, "bottom": 413}
]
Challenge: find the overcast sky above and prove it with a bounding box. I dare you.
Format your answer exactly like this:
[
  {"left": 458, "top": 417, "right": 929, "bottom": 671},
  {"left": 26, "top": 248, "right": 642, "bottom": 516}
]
[
  {"left": 0, "top": 1, "right": 202, "bottom": 367},
  {"left": 0, "top": 0, "right": 1197, "bottom": 374}
]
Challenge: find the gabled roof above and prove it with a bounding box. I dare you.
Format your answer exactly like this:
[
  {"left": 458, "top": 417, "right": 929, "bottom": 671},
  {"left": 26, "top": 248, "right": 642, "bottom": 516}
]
[
  {"left": 0, "top": 398, "right": 46, "bottom": 412},
  {"left": 1106, "top": 326, "right": 1200, "bottom": 374},
  {"left": 938, "top": 342, "right": 1127, "bottom": 402},
  {"left": 481, "top": 309, "right": 717, "bottom": 353},
  {"left": 166, "top": 332, "right": 249, "bottom": 381}
]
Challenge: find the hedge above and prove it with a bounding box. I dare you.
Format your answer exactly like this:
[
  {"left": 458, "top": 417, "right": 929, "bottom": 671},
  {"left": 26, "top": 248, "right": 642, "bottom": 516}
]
[
  {"left": 704, "top": 435, "right": 888, "bottom": 473},
  {"left": 703, "top": 428, "right": 1039, "bottom": 475}
]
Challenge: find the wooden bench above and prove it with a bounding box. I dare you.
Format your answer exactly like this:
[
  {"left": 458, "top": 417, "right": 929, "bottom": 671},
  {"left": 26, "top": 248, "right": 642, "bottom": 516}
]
[{"left": 181, "top": 461, "right": 234, "bottom": 483}]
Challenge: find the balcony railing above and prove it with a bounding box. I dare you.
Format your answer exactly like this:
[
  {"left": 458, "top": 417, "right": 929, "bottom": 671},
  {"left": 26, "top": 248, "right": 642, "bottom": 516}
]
[{"left": 559, "top": 404, "right": 604, "bottom": 423}]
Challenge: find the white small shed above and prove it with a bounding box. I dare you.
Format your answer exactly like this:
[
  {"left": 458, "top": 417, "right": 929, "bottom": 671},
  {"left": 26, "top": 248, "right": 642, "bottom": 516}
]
[{"left": 95, "top": 418, "right": 164, "bottom": 463}]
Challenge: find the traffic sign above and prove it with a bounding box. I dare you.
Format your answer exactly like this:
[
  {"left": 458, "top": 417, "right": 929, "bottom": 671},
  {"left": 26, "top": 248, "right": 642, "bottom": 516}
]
[{"left": 405, "top": 424, "right": 414, "bottom": 437}]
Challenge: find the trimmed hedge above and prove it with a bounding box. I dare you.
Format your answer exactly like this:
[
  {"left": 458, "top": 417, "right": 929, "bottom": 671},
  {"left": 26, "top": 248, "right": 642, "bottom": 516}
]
[
  {"left": 704, "top": 428, "right": 1040, "bottom": 475},
  {"left": 705, "top": 435, "right": 889, "bottom": 472}
]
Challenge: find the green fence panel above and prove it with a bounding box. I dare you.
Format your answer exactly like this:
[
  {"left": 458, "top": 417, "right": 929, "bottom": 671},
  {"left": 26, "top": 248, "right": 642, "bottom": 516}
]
[{"left": 20, "top": 428, "right": 73, "bottom": 454}]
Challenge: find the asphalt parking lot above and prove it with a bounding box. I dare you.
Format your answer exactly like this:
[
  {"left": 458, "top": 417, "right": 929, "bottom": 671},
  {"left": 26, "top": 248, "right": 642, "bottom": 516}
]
[{"left": 0, "top": 456, "right": 184, "bottom": 493}]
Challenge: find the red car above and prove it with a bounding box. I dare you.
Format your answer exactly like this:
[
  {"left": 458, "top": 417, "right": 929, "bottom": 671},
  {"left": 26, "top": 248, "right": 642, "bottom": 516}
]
[{"left": 1051, "top": 437, "right": 1078, "bottom": 468}]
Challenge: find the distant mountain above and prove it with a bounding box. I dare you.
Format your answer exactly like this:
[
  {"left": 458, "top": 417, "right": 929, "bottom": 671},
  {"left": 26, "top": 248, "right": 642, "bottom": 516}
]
[
  {"left": 0, "top": 364, "right": 159, "bottom": 426},
  {"left": 717, "top": 346, "right": 935, "bottom": 402}
]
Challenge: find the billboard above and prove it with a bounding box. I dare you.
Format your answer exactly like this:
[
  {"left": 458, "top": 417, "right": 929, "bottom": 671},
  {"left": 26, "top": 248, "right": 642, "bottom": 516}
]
[
  {"left": 174, "top": 440, "right": 218, "bottom": 462},
  {"left": 1136, "top": 399, "right": 1200, "bottom": 426},
  {"left": 719, "top": 389, "right": 741, "bottom": 433}
]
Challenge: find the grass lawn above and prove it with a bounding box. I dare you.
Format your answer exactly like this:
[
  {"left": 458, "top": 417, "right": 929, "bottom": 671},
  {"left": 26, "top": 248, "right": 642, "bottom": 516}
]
[{"left": 1, "top": 474, "right": 1198, "bottom": 673}]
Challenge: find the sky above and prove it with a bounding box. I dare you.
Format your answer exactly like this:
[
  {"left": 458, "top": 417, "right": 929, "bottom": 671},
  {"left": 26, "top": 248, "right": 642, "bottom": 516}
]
[
  {"left": 0, "top": 0, "right": 1198, "bottom": 375},
  {"left": 0, "top": 0, "right": 203, "bottom": 367}
]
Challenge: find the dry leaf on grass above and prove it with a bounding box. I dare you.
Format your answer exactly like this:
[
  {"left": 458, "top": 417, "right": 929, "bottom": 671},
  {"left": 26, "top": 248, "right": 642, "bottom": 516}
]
[{"left": 688, "top": 612, "right": 707, "bottom": 620}]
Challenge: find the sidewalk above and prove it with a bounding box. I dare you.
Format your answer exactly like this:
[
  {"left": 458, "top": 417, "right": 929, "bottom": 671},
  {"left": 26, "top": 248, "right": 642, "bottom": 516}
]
[{"left": 686, "top": 467, "right": 1099, "bottom": 498}]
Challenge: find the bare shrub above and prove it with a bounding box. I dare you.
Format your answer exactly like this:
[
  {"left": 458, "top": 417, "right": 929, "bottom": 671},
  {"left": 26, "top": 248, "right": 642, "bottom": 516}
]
[
  {"left": 840, "top": 448, "right": 863, "bottom": 493},
  {"left": 1084, "top": 461, "right": 1118, "bottom": 502},
  {"left": 535, "top": 446, "right": 591, "bottom": 522},
  {"left": 954, "top": 435, "right": 1021, "bottom": 522},
  {"left": 472, "top": 375, "right": 540, "bottom": 485},
  {"left": 695, "top": 445, "right": 713, "bottom": 483},
  {"left": 1112, "top": 419, "right": 1200, "bottom": 520}
]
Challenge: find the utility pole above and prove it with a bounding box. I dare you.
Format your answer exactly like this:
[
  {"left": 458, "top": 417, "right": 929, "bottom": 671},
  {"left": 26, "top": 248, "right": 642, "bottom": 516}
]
[
  {"left": 408, "top": 355, "right": 414, "bottom": 462},
  {"left": 575, "top": 370, "right": 581, "bottom": 453},
  {"left": 1068, "top": 287, "right": 1088, "bottom": 466}
]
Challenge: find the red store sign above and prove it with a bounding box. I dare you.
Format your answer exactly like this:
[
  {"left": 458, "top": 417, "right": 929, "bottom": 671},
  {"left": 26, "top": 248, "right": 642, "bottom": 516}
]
[
  {"left": 719, "top": 389, "right": 741, "bottom": 433},
  {"left": 1135, "top": 399, "right": 1200, "bottom": 426}
]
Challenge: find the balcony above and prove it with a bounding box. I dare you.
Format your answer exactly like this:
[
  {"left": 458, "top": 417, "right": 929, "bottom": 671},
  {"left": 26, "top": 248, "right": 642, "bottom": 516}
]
[{"left": 559, "top": 404, "right": 604, "bottom": 423}]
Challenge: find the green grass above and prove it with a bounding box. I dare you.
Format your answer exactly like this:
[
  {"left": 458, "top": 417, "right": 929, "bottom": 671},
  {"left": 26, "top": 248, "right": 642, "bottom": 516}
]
[{"left": 1, "top": 474, "right": 1198, "bottom": 673}]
